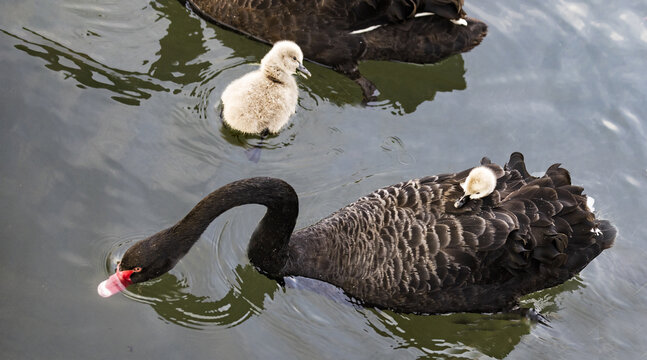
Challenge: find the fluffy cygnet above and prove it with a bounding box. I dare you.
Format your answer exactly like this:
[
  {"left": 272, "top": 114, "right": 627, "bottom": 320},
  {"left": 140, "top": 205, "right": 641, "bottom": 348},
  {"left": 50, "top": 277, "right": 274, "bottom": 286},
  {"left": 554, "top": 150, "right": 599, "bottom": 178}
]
[
  {"left": 221, "top": 40, "right": 311, "bottom": 134},
  {"left": 454, "top": 166, "right": 497, "bottom": 208}
]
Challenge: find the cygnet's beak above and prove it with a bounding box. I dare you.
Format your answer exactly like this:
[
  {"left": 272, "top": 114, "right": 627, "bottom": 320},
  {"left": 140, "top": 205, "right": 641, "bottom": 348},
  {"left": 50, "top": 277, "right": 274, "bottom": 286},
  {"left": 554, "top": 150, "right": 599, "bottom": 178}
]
[
  {"left": 454, "top": 195, "right": 469, "bottom": 208},
  {"left": 297, "top": 63, "right": 311, "bottom": 78}
]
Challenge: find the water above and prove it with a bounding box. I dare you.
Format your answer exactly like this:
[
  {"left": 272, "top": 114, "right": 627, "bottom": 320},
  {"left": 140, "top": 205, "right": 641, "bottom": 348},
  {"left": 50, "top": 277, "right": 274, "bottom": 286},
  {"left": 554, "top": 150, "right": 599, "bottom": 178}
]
[{"left": 1, "top": 0, "right": 646, "bottom": 358}]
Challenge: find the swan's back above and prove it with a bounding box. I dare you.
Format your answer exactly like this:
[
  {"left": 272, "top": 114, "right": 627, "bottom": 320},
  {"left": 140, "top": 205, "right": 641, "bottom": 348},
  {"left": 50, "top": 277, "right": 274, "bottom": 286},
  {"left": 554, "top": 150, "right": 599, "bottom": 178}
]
[
  {"left": 285, "top": 153, "right": 615, "bottom": 313},
  {"left": 184, "top": 0, "right": 486, "bottom": 68}
]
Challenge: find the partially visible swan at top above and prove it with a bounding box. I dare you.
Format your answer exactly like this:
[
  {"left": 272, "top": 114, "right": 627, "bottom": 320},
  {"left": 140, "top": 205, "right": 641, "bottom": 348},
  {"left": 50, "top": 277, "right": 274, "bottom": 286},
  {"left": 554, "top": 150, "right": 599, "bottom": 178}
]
[
  {"left": 98, "top": 153, "right": 616, "bottom": 315},
  {"left": 221, "top": 41, "right": 311, "bottom": 135},
  {"left": 180, "top": 0, "right": 487, "bottom": 100}
]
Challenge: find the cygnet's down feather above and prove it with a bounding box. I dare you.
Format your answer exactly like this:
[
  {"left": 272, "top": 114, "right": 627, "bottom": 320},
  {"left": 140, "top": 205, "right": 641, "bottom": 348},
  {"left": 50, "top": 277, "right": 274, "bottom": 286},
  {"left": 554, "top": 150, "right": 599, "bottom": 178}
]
[{"left": 221, "top": 40, "right": 310, "bottom": 134}]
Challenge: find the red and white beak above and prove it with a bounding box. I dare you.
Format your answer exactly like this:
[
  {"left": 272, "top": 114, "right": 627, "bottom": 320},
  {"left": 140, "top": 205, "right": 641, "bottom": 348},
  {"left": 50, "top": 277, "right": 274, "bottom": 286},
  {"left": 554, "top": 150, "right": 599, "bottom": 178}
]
[{"left": 97, "top": 269, "right": 134, "bottom": 298}]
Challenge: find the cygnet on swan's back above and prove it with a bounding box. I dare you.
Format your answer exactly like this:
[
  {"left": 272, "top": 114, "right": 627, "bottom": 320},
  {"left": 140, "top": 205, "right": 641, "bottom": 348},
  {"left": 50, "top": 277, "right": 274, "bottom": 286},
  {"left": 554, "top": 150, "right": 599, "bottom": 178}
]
[
  {"left": 221, "top": 40, "right": 311, "bottom": 134},
  {"left": 454, "top": 166, "right": 498, "bottom": 208},
  {"left": 99, "top": 153, "right": 616, "bottom": 316}
]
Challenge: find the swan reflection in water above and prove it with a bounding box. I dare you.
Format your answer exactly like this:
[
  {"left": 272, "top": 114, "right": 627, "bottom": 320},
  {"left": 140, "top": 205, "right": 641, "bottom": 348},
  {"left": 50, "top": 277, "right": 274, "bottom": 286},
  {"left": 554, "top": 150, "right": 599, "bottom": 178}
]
[
  {"left": 3, "top": 7, "right": 475, "bottom": 116},
  {"left": 117, "top": 262, "right": 585, "bottom": 358},
  {"left": 122, "top": 265, "right": 277, "bottom": 329}
]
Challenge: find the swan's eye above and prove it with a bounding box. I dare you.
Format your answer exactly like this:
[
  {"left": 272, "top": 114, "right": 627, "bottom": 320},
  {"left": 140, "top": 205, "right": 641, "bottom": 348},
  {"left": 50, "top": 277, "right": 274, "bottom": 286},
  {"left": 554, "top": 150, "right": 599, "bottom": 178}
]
[
  {"left": 292, "top": 56, "right": 297, "bottom": 61},
  {"left": 133, "top": 266, "right": 142, "bottom": 272}
]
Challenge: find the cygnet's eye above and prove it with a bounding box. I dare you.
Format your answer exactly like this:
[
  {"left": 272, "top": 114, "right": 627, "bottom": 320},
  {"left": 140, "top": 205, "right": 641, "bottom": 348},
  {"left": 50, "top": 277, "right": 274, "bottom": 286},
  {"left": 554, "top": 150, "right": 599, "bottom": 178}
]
[{"left": 292, "top": 56, "right": 297, "bottom": 61}]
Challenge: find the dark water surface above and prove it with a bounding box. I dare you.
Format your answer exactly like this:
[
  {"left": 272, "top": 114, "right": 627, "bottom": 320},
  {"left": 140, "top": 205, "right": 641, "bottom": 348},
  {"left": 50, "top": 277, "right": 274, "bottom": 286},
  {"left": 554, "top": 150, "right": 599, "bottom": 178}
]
[{"left": 1, "top": 0, "right": 646, "bottom": 358}]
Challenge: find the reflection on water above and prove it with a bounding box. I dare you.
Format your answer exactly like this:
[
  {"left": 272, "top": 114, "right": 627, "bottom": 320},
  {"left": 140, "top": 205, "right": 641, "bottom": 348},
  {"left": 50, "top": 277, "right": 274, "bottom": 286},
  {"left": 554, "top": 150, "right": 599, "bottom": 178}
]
[
  {"left": 147, "top": 0, "right": 211, "bottom": 86},
  {"left": 367, "top": 309, "right": 533, "bottom": 358},
  {"left": 1, "top": 4, "right": 474, "bottom": 117},
  {"left": 124, "top": 265, "right": 277, "bottom": 329},
  {"left": 116, "top": 263, "right": 587, "bottom": 358},
  {"left": 361, "top": 276, "right": 586, "bottom": 359},
  {"left": 361, "top": 55, "right": 468, "bottom": 114},
  {"left": 1, "top": 0, "right": 213, "bottom": 106},
  {"left": 219, "top": 121, "right": 296, "bottom": 151},
  {"left": 519, "top": 275, "right": 585, "bottom": 315},
  {"left": 119, "top": 258, "right": 578, "bottom": 358},
  {"left": 112, "top": 238, "right": 585, "bottom": 359},
  {"left": 1, "top": 28, "right": 166, "bottom": 106}
]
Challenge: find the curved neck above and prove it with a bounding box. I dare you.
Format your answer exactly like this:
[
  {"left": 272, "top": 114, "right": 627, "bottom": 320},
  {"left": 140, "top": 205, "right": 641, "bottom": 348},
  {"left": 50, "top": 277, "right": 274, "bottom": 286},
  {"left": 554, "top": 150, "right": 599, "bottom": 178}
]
[{"left": 172, "top": 177, "right": 298, "bottom": 277}]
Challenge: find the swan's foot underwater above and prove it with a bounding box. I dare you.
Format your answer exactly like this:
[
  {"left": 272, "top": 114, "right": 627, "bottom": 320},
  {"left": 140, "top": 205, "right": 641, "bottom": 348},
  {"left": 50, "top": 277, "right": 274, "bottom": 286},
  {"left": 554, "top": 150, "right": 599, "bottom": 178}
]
[
  {"left": 244, "top": 128, "right": 269, "bottom": 163},
  {"left": 334, "top": 63, "right": 379, "bottom": 103},
  {"left": 245, "top": 147, "right": 262, "bottom": 163},
  {"left": 357, "top": 77, "right": 380, "bottom": 103}
]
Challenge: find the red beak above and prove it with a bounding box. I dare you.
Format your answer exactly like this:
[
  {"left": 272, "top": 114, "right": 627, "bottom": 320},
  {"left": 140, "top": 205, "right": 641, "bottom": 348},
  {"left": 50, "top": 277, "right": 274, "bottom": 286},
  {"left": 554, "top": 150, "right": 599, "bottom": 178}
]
[{"left": 97, "top": 270, "right": 134, "bottom": 298}]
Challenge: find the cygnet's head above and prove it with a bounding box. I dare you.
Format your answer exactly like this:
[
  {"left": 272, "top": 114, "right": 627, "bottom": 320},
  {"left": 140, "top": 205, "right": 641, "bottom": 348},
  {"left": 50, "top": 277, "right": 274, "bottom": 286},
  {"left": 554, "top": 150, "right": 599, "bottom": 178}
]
[
  {"left": 261, "top": 40, "right": 311, "bottom": 79},
  {"left": 454, "top": 166, "right": 497, "bottom": 208}
]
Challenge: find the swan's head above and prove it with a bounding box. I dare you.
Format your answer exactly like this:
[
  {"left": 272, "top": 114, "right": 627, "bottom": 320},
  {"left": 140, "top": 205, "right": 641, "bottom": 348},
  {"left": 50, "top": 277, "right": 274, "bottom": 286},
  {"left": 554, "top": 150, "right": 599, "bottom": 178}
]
[
  {"left": 261, "top": 40, "right": 311, "bottom": 79},
  {"left": 97, "top": 232, "right": 183, "bottom": 298},
  {"left": 454, "top": 166, "right": 497, "bottom": 208}
]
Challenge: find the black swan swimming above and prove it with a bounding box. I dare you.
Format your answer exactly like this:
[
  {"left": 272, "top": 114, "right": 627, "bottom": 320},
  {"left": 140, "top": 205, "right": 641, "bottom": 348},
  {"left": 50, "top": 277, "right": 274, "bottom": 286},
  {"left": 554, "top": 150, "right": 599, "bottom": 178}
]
[
  {"left": 98, "top": 153, "right": 615, "bottom": 314},
  {"left": 179, "top": 0, "right": 488, "bottom": 100}
]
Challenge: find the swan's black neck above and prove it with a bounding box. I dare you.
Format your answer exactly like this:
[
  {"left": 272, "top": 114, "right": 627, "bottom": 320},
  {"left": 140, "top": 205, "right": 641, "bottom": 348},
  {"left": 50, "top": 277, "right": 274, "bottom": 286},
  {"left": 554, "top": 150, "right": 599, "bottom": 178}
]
[{"left": 173, "top": 177, "right": 298, "bottom": 277}]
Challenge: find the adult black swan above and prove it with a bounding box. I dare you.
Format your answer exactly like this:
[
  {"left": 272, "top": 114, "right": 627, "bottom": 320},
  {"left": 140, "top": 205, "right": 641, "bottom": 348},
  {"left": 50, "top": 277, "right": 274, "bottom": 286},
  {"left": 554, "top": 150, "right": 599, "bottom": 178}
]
[
  {"left": 178, "top": 0, "right": 488, "bottom": 100},
  {"left": 99, "top": 153, "right": 615, "bottom": 314}
]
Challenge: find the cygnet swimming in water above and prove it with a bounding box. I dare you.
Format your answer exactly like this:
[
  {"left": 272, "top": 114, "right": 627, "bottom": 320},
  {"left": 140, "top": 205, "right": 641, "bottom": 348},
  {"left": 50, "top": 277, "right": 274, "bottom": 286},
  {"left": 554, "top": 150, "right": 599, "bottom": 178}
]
[
  {"left": 454, "top": 166, "right": 497, "bottom": 208},
  {"left": 221, "top": 40, "right": 311, "bottom": 135}
]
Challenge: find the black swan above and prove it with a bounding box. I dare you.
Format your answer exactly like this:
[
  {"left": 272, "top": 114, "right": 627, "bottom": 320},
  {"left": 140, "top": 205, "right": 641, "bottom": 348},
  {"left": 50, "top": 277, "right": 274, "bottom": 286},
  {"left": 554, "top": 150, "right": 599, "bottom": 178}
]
[
  {"left": 179, "top": 0, "right": 488, "bottom": 100},
  {"left": 98, "top": 153, "right": 616, "bottom": 314}
]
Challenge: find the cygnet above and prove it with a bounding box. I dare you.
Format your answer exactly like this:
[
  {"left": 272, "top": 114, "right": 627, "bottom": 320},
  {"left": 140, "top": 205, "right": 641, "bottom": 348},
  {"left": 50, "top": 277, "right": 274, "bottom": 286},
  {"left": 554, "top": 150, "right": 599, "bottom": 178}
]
[
  {"left": 454, "top": 166, "right": 497, "bottom": 208},
  {"left": 221, "top": 40, "right": 310, "bottom": 134}
]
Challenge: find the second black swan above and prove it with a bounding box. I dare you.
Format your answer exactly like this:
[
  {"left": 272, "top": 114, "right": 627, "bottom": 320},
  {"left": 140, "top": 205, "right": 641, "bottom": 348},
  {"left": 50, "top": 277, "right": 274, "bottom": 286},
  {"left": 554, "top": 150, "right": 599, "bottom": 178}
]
[
  {"left": 179, "top": 0, "right": 488, "bottom": 99},
  {"left": 98, "top": 152, "right": 615, "bottom": 314}
]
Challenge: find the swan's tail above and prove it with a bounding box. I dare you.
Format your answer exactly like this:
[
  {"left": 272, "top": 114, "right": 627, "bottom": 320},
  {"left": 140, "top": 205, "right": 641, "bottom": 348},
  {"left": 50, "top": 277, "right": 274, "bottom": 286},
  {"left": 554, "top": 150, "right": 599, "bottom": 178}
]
[
  {"left": 361, "top": 16, "right": 487, "bottom": 64},
  {"left": 561, "top": 216, "right": 616, "bottom": 278},
  {"left": 500, "top": 152, "right": 616, "bottom": 284},
  {"left": 505, "top": 152, "right": 532, "bottom": 180},
  {"left": 593, "top": 219, "right": 616, "bottom": 250}
]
